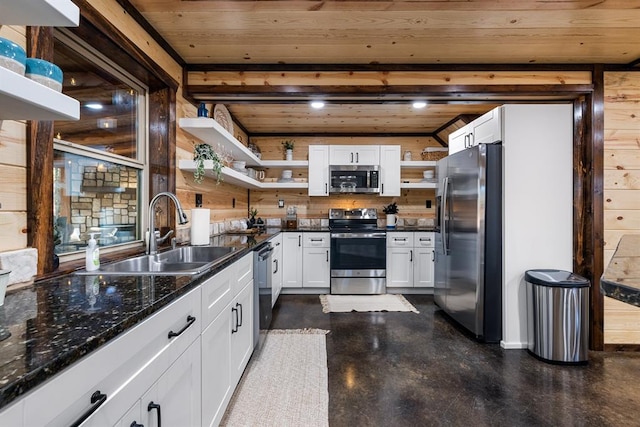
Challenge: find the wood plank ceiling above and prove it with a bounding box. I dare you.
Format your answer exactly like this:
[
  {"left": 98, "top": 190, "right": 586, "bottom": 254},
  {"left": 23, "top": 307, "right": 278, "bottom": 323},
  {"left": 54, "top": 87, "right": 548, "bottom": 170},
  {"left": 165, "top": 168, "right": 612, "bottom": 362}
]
[{"left": 126, "top": 0, "right": 640, "bottom": 135}]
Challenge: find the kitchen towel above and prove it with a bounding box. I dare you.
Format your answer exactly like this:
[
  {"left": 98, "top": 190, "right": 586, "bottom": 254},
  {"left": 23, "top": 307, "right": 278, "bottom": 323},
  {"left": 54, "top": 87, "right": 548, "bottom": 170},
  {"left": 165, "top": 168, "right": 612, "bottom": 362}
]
[
  {"left": 319, "top": 294, "right": 419, "bottom": 313},
  {"left": 190, "top": 208, "right": 211, "bottom": 245}
]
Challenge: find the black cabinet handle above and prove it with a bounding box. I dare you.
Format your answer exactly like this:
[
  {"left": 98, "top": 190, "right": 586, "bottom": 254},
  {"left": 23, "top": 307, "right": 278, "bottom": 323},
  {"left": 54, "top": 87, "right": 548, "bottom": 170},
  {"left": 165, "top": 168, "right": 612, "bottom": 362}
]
[
  {"left": 236, "top": 302, "right": 243, "bottom": 327},
  {"left": 148, "top": 401, "right": 162, "bottom": 427},
  {"left": 431, "top": 250, "right": 435, "bottom": 262},
  {"left": 231, "top": 307, "right": 238, "bottom": 333},
  {"left": 325, "top": 183, "right": 328, "bottom": 194},
  {"left": 168, "top": 315, "right": 196, "bottom": 339},
  {"left": 298, "top": 235, "right": 301, "bottom": 247},
  {"left": 356, "top": 152, "right": 359, "bottom": 163},
  {"left": 410, "top": 249, "right": 413, "bottom": 262},
  {"left": 130, "top": 422, "right": 144, "bottom": 427},
  {"left": 326, "top": 250, "right": 329, "bottom": 262},
  {"left": 350, "top": 152, "right": 354, "bottom": 163},
  {"left": 70, "top": 390, "right": 107, "bottom": 427},
  {"left": 381, "top": 183, "right": 384, "bottom": 194},
  {"left": 273, "top": 258, "right": 278, "bottom": 274}
]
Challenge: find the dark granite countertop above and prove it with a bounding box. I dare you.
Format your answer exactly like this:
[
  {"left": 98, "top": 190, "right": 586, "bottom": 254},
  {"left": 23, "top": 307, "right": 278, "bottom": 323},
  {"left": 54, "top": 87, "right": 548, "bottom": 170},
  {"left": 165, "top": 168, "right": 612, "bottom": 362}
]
[
  {"left": 279, "top": 226, "right": 436, "bottom": 233},
  {"left": 601, "top": 234, "right": 640, "bottom": 307},
  {"left": 0, "top": 230, "right": 279, "bottom": 410}
]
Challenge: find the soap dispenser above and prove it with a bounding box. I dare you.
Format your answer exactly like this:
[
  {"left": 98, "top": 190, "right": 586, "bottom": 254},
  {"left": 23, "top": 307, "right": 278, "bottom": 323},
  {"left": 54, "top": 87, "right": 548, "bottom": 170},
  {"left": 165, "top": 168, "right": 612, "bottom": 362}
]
[{"left": 85, "top": 233, "right": 100, "bottom": 271}]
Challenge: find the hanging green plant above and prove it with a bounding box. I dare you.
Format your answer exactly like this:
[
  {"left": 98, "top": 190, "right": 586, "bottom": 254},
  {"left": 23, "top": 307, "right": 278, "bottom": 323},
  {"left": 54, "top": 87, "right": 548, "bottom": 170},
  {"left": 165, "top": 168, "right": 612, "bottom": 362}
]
[{"left": 193, "top": 143, "right": 223, "bottom": 184}]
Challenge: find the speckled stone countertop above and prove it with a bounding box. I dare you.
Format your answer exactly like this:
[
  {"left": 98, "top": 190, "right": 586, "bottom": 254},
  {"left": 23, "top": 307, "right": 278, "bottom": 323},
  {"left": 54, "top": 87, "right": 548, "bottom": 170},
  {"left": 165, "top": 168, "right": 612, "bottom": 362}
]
[
  {"left": 280, "top": 226, "right": 437, "bottom": 232},
  {"left": 601, "top": 234, "right": 640, "bottom": 307},
  {"left": 0, "top": 230, "right": 278, "bottom": 410}
]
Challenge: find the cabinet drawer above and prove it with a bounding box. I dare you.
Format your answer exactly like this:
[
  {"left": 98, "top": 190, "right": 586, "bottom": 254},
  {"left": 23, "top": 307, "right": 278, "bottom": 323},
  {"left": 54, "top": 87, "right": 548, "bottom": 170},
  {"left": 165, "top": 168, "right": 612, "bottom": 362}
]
[
  {"left": 23, "top": 287, "right": 201, "bottom": 427},
  {"left": 414, "top": 232, "right": 435, "bottom": 248},
  {"left": 387, "top": 232, "right": 414, "bottom": 247},
  {"left": 303, "top": 232, "right": 330, "bottom": 248},
  {"left": 235, "top": 252, "right": 253, "bottom": 292}
]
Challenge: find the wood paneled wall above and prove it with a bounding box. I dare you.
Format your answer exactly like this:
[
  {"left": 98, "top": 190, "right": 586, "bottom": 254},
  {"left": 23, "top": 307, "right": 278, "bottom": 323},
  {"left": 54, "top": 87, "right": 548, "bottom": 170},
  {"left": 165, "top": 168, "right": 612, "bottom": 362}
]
[{"left": 603, "top": 71, "right": 640, "bottom": 345}]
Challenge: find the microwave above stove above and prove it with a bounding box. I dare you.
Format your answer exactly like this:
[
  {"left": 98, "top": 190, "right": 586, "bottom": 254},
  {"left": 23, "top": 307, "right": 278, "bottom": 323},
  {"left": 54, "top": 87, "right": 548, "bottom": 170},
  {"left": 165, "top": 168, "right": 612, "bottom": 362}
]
[{"left": 329, "top": 165, "right": 380, "bottom": 194}]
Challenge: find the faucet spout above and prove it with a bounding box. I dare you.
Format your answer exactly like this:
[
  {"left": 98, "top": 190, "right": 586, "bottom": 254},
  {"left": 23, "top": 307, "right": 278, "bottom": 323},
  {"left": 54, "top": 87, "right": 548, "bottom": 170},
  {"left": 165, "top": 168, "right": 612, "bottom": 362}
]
[{"left": 148, "top": 192, "right": 189, "bottom": 255}]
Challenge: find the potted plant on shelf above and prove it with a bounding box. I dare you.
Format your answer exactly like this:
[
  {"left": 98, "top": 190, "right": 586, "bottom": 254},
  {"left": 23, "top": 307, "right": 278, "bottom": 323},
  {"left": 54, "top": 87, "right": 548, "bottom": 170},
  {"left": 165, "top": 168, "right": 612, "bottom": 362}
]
[
  {"left": 193, "top": 143, "right": 223, "bottom": 184},
  {"left": 382, "top": 202, "right": 399, "bottom": 228},
  {"left": 281, "top": 139, "right": 295, "bottom": 161}
]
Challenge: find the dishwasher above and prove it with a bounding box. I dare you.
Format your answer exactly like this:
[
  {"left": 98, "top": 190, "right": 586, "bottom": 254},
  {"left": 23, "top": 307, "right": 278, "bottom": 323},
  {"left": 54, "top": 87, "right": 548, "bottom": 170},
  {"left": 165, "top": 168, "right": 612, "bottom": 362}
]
[{"left": 253, "top": 242, "right": 274, "bottom": 349}]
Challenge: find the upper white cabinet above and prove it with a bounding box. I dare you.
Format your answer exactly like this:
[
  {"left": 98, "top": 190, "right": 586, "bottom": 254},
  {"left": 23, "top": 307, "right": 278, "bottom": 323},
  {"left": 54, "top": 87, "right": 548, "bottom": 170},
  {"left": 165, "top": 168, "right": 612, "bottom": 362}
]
[
  {"left": 0, "top": 1, "right": 80, "bottom": 120},
  {"left": 308, "top": 145, "right": 329, "bottom": 196},
  {"left": 329, "top": 145, "right": 379, "bottom": 165},
  {"left": 379, "top": 145, "right": 401, "bottom": 196},
  {"left": 448, "top": 107, "right": 502, "bottom": 155},
  {"left": 0, "top": 0, "right": 79, "bottom": 26}
]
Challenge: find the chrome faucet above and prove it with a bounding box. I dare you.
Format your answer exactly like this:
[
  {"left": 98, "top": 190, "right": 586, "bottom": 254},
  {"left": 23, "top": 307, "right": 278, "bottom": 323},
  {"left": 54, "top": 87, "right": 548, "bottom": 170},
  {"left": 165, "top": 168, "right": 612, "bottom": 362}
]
[{"left": 148, "top": 192, "right": 189, "bottom": 255}]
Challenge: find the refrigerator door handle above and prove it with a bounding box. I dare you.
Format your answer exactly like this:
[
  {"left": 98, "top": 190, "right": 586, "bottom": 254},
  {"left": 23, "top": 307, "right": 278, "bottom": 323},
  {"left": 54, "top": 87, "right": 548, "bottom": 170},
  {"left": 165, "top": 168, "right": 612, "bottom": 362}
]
[{"left": 442, "top": 176, "right": 449, "bottom": 255}]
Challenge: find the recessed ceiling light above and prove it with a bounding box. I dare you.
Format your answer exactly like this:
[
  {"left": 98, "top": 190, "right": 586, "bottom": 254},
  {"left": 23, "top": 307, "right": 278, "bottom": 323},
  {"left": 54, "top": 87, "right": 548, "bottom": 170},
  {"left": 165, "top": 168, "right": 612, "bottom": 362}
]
[
  {"left": 412, "top": 101, "right": 427, "bottom": 109},
  {"left": 85, "top": 103, "right": 103, "bottom": 110},
  {"left": 310, "top": 101, "right": 325, "bottom": 109}
]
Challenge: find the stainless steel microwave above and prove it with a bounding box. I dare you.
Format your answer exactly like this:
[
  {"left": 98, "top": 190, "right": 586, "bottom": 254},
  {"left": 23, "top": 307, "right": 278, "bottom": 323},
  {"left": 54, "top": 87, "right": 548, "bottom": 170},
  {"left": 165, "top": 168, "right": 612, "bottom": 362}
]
[{"left": 329, "top": 165, "right": 380, "bottom": 194}]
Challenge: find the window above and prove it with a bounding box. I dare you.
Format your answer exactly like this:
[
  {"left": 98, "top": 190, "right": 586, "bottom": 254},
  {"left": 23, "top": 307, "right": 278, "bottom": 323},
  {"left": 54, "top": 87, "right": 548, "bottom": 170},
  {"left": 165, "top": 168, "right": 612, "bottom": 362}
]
[{"left": 52, "top": 31, "right": 148, "bottom": 257}]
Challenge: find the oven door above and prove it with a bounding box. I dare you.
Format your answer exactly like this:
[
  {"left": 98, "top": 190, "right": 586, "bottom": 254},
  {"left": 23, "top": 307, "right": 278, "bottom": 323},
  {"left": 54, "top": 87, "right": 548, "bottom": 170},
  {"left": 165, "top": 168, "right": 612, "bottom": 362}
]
[{"left": 330, "top": 232, "right": 386, "bottom": 294}]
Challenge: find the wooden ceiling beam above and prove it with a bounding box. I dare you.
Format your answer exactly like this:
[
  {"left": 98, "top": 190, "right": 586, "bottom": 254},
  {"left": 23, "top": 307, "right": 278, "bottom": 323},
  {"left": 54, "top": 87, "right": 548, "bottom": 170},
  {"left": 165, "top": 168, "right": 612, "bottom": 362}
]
[{"left": 186, "top": 84, "right": 593, "bottom": 101}]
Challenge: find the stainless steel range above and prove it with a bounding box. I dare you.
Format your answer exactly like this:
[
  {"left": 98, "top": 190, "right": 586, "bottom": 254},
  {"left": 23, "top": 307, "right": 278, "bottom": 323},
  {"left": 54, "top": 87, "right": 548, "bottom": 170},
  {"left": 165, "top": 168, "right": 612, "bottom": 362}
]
[{"left": 329, "top": 208, "right": 386, "bottom": 294}]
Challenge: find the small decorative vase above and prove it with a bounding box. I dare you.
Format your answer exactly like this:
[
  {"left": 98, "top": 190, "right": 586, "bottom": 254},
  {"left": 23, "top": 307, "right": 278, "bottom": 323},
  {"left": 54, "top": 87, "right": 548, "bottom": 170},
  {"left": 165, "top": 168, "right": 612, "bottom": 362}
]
[
  {"left": 286, "top": 149, "right": 293, "bottom": 161},
  {"left": 386, "top": 214, "right": 398, "bottom": 228}
]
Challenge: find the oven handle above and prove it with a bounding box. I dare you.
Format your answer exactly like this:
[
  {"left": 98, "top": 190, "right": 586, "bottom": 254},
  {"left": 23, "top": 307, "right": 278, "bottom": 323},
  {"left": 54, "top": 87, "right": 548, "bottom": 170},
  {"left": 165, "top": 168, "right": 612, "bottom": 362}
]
[{"left": 331, "top": 232, "right": 386, "bottom": 239}]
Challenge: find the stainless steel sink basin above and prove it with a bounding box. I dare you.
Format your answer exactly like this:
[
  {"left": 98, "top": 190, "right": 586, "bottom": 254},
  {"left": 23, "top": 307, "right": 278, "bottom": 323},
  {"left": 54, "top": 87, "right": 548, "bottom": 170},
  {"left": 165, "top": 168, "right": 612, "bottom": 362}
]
[{"left": 76, "top": 246, "right": 237, "bottom": 276}]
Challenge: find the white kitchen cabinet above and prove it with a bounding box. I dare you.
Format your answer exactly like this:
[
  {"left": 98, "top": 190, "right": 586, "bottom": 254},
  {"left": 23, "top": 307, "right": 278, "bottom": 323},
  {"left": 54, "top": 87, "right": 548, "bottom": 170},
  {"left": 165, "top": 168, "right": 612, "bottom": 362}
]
[
  {"left": 414, "top": 232, "right": 435, "bottom": 288},
  {"left": 230, "top": 282, "right": 254, "bottom": 385},
  {"left": 387, "top": 232, "right": 435, "bottom": 289},
  {"left": 271, "top": 234, "right": 283, "bottom": 305},
  {"left": 379, "top": 145, "right": 401, "bottom": 196},
  {"left": 386, "top": 232, "right": 414, "bottom": 288},
  {"left": 282, "top": 232, "right": 303, "bottom": 288},
  {"left": 140, "top": 338, "right": 202, "bottom": 427},
  {"left": 448, "top": 107, "right": 502, "bottom": 155},
  {"left": 308, "top": 145, "right": 329, "bottom": 196},
  {"left": 200, "top": 252, "right": 253, "bottom": 427},
  {"left": 201, "top": 301, "right": 232, "bottom": 427},
  {"left": 329, "top": 145, "right": 379, "bottom": 165},
  {"left": 448, "top": 126, "right": 468, "bottom": 155},
  {"left": 115, "top": 401, "right": 142, "bottom": 427},
  {"left": 302, "top": 233, "right": 331, "bottom": 289}
]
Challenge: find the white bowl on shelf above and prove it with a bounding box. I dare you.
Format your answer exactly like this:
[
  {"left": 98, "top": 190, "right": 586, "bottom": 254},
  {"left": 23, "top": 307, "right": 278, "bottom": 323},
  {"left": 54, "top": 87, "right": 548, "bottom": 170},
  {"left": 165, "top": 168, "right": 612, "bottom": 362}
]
[{"left": 232, "top": 160, "right": 246, "bottom": 170}]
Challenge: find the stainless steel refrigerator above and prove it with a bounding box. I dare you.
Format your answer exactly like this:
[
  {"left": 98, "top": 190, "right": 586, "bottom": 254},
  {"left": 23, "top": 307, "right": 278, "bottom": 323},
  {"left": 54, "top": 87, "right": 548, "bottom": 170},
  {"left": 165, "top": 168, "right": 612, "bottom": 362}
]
[{"left": 434, "top": 143, "right": 502, "bottom": 342}]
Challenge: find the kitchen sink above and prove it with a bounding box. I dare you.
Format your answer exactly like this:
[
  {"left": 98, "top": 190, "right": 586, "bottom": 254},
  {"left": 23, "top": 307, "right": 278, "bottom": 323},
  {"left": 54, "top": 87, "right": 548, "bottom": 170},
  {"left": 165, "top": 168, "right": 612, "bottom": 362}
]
[{"left": 76, "top": 245, "right": 237, "bottom": 276}]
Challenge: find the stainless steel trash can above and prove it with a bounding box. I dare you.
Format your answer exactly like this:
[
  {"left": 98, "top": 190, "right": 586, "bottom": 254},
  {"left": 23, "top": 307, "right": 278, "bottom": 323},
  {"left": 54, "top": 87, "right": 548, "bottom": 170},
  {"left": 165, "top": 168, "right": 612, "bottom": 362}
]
[{"left": 525, "top": 269, "right": 590, "bottom": 364}]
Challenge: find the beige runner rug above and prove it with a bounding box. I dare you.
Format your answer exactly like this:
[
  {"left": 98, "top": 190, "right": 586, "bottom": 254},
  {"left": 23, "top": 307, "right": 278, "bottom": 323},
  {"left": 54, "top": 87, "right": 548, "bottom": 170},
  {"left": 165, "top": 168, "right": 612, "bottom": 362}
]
[
  {"left": 221, "top": 329, "right": 329, "bottom": 427},
  {"left": 319, "top": 294, "right": 419, "bottom": 313}
]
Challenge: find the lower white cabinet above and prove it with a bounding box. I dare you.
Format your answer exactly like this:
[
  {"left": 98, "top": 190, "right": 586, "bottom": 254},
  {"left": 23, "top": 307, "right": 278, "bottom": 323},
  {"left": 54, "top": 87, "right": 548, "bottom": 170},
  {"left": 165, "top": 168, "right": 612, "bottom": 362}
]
[
  {"left": 282, "top": 232, "right": 303, "bottom": 288},
  {"left": 201, "top": 255, "right": 254, "bottom": 427},
  {"left": 302, "top": 233, "right": 330, "bottom": 289},
  {"left": 414, "top": 232, "right": 435, "bottom": 288},
  {"left": 140, "top": 337, "right": 202, "bottom": 427},
  {"left": 387, "top": 232, "right": 414, "bottom": 287},
  {"left": 271, "top": 234, "right": 283, "bottom": 306},
  {"left": 387, "top": 232, "right": 435, "bottom": 288}
]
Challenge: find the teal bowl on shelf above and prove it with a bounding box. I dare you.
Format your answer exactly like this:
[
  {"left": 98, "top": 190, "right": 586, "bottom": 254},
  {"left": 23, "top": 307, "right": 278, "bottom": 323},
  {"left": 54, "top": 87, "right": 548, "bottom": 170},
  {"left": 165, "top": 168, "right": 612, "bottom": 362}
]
[
  {"left": 25, "top": 58, "right": 63, "bottom": 92},
  {"left": 0, "top": 37, "right": 27, "bottom": 75}
]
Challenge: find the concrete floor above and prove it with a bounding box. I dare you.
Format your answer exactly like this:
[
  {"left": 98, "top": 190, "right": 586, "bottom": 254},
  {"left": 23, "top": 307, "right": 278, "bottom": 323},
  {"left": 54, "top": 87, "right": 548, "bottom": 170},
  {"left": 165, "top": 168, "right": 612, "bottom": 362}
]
[{"left": 270, "top": 294, "right": 640, "bottom": 427}]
